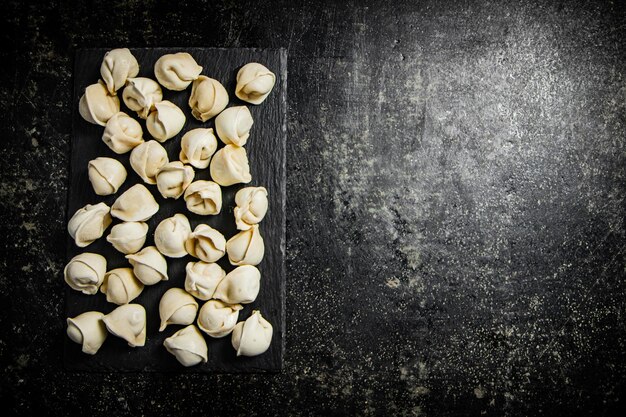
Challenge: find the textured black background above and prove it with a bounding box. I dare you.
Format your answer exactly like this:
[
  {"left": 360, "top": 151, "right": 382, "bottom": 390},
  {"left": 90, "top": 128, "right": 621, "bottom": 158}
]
[{"left": 1, "top": 0, "right": 625, "bottom": 416}]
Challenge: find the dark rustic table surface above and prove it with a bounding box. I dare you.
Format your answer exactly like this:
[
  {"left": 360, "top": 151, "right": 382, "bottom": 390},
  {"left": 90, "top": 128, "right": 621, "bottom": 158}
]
[{"left": 1, "top": 0, "right": 625, "bottom": 416}]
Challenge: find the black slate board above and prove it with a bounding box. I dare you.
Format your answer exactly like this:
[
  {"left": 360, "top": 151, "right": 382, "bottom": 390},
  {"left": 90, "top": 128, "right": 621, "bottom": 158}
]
[{"left": 65, "top": 48, "right": 286, "bottom": 372}]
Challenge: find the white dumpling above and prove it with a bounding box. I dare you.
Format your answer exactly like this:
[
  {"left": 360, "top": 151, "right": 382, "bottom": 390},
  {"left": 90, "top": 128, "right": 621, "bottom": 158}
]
[
  {"left": 111, "top": 184, "right": 159, "bottom": 222},
  {"left": 209, "top": 144, "right": 252, "bottom": 186},
  {"left": 179, "top": 128, "right": 217, "bottom": 169},
  {"left": 122, "top": 77, "right": 163, "bottom": 119},
  {"left": 215, "top": 106, "right": 253, "bottom": 146},
  {"left": 213, "top": 265, "right": 260, "bottom": 304},
  {"left": 163, "top": 325, "right": 208, "bottom": 367},
  {"left": 235, "top": 63, "right": 276, "bottom": 105},
  {"left": 234, "top": 187, "right": 268, "bottom": 230},
  {"left": 189, "top": 75, "right": 228, "bottom": 122},
  {"left": 100, "top": 48, "right": 139, "bottom": 94},
  {"left": 126, "top": 246, "right": 168, "bottom": 285},
  {"left": 106, "top": 221, "right": 148, "bottom": 254},
  {"left": 154, "top": 214, "right": 192, "bottom": 258},
  {"left": 100, "top": 267, "right": 144, "bottom": 305},
  {"left": 231, "top": 310, "right": 273, "bottom": 356},
  {"left": 197, "top": 299, "right": 242, "bottom": 338},
  {"left": 66, "top": 311, "right": 108, "bottom": 355},
  {"left": 102, "top": 112, "right": 144, "bottom": 154},
  {"left": 154, "top": 52, "right": 202, "bottom": 91},
  {"left": 184, "top": 261, "right": 225, "bottom": 300},
  {"left": 88, "top": 157, "right": 127, "bottom": 196},
  {"left": 68, "top": 202, "right": 112, "bottom": 247},
  {"left": 156, "top": 161, "right": 195, "bottom": 199},
  {"left": 130, "top": 140, "right": 169, "bottom": 184},
  {"left": 159, "top": 288, "right": 198, "bottom": 331},
  {"left": 184, "top": 224, "right": 225, "bottom": 263},
  {"left": 226, "top": 224, "right": 264, "bottom": 266},
  {"left": 64, "top": 252, "right": 107, "bottom": 295},
  {"left": 102, "top": 304, "right": 147, "bottom": 347},
  {"left": 184, "top": 180, "right": 222, "bottom": 215},
  {"left": 79, "top": 80, "right": 120, "bottom": 126},
  {"left": 146, "top": 100, "right": 186, "bottom": 142}
]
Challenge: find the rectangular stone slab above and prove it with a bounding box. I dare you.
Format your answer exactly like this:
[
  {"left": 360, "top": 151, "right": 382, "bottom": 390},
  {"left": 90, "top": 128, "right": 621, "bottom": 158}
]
[{"left": 65, "top": 47, "right": 286, "bottom": 372}]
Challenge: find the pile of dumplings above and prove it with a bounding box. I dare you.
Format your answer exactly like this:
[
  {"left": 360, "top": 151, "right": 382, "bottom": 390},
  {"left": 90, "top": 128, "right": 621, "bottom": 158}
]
[{"left": 66, "top": 49, "right": 276, "bottom": 367}]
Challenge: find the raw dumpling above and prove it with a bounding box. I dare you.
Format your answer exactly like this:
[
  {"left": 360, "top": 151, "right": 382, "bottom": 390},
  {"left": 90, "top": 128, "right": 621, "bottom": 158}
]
[
  {"left": 226, "top": 224, "right": 264, "bottom": 266},
  {"left": 163, "top": 325, "right": 208, "bottom": 367},
  {"left": 156, "top": 161, "right": 194, "bottom": 199},
  {"left": 179, "top": 128, "right": 217, "bottom": 169},
  {"left": 185, "top": 224, "right": 226, "bottom": 263},
  {"left": 130, "top": 140, "right": 169, "bottom": 184},
  {"left": 231, "top": 310, "right": 273, "bottom": 356},
  {"left": 189, "top": 75, "right": 228, "bottom": 122},
  {"left": 102, "top": 112, "right": 144, "bottom": 154},
  {"left": 159, "top": 288, "right": 198, "bottom": 331},
  {"left": 184, "top": 180, "right": 222, "bottom": 216},
  {"left": 235, "top": 63, "right": 275, "bottom": 105},
  {"left": 100, "top": 48, "right": 139, "bottom": 94},
  {"left": 111, "top": 184, "right": 159, "bottom": 222},
  {"left": 102, "top": 304, "right": 147, "bottom": 347},
  {"left": 123, "top": 77, "right": 163, "bottom": 119},
  {"left": 213, "top": 265, "right": 260, "bottom": 304},
  {"left": 215, "top": 106, "right": 253, "bottom": 146},
  {"left": 100, "top": 267, "right": 144, "bottom": 305},
  {"left": 64, "top": 252, "right": 107, "bottom": 295},
  {"left": 79, "top": 80, "right": 120, "bottom": 126},
  {"left": 234, "top": 187, "right": 268, "bottom": 230},
  {"left": 154, "top": 214, "right": 192, "bottom": 258},
  {"left": 106, "top": 221, "right": 148, "bottom": 254},
  {"left": 126, "top": 246, "right": 169, "bottom": 285},
  {"left": 146, "top": 100, "right": 186, "bottom": 142},
  {"left": 154, "top": 52, "right": 202, "bottom": 91},
  {"left": 184, "top": 261, "right": 225, "bottom": 300},
  {"left": 68, "top": 202, "right": 112, "bottom": 247},
  {"left": 209, "top": 144, "right": 251, "bottom": 186},
  {"left": 197, "top": 300, "right": 242, "bottom": 338},
  {"left": 88, "top": 157, "right": 127, "bottom": 196},
  {"left": 66, "top": 311, "right": 108, "bottom": 355}
]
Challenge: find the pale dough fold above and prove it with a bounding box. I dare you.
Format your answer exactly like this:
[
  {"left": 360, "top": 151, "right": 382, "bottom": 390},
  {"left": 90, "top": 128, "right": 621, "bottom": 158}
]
[
  {"left": 102, "top": 304, "right": 146, "bottom": 347},
  {"left": 235, "top": 62, "right": 275, "bottom": 105},
  {"left": 184, "top": 180, "right": 222, "bottom": 215},
  {"left": 102, "top": 112, "right": 144, "bottom": 154},
  {"left": 100, "top": 267, "right": 144, "bottom": 305},
  {"left": 146, "top": 100, "right": 186, "bottom": 142},
  {"left": 130, "top": 140, "right": 169, "bottom": 184},
  {"left": 64, "top": 252, "right": 107, "bottom": 295},
  {"left": 159, "top": 288, "right": 198, "bottom": 331},
  {"left": 122, "top": 77, "right": 163, "bottom": 119},
  {"left": 179, "top": 128, "right": 217, "bottom": 169},
  {"left": 163, "top": 325, "right": 208, "bottom": 367},
  {"left": 185, "top": 223, "right": 226, "bottom": 263},
  {"left": 234, "top": 187, "right": 268, "bottom": 230},
  {"left": 100, "top": 48, "right": 139, "bottom": 94},
  {"left": 213, "top": 265, "right": 260, "bottom": 304},
  {"left": 79, "top": 80, "right": 120, "bottom": 126},
  {"left": 154, "top": 214, "right": 192, "bottom": 258},
  {"left": 215, "top": 106, "right": 253, "bottom": 147},
  {"left": 209, "top": 144, "right": 252, "bottom": 186},
  {"left": 66, "top": 311, "right": 108, "bottom": 355},
  {"left": 231, "top": 310, "right": 273, "bottom": 356},
  {"left": 197, "top": 299, "right": 242, "bottom": 338},
  {"left": 106, "top": 221, "right": 148, "bottom": 254},
  {"left": 184, "top": 261, "right": 225, "bottom": 301},
  {"left": 88, "top": 157, "right": 127, "bottom": 196},
  {"left": 226, "top": 224, "right": 264, "bottom": 266},
  {"left": 156, "top": 161, "right": 195, "bottom": 199},
  {"left": 111, "top": 184, "right": 159, "bottom": 222},
  {"left": 154, "top": 52, "right": 203, "bottom": 91},
  {"left": 126, "top": 246, "right": 168, "bottom": 285},
  {"left": 68, "top": 202, "right": 112, "bottom": 247},
  {"left": 189, "top": 75, "right": 228, "bottom": 122}
]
